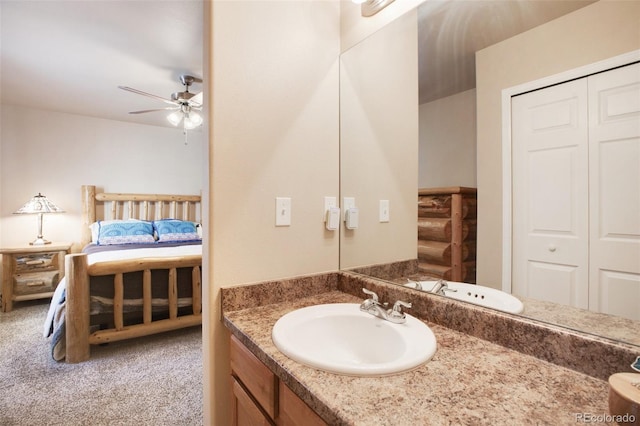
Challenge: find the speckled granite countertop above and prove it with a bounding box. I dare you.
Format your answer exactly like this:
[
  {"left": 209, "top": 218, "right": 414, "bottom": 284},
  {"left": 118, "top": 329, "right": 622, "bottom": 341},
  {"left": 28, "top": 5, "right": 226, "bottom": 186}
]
[
  {"left": 520, "top": 297, "right": 640, "bottom": 347},
  {"left": 223, "top": 275, "right": 618, "bottom": 425},
  {"left": 350, "top": 260, "right": 640, "bottom": 350}
]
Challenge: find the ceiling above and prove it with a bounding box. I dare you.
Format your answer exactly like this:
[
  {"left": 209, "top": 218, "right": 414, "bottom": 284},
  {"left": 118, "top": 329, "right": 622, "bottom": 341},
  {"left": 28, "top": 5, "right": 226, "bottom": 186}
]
[
  {"left": 0, "top": 1, "right": 594, "bottom": 127},
  {"left": 418, "top": 0, "right": 595, "bottom": 104},
  {"left": 0, "top": 0, "right": 204, "bottom": 128}
]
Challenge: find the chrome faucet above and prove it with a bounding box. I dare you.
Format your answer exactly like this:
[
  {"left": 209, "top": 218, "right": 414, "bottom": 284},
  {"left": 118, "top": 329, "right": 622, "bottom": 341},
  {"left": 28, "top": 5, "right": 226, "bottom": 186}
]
[
  {"left": 407, "top": 279, "right": 422, "bottom": 290},
  {"left": 360, "top": 288, "right": 412, "bottom": 324},
  {"left": 430, "top": 279, "right": 457, "bottom": 296}
]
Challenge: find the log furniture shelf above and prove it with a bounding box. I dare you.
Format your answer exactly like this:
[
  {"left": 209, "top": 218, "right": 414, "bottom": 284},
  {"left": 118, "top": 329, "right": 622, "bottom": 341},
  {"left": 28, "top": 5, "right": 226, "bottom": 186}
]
[
  {"left": 1, "top": 243, "right": 72, "bottom": 312},
  {"left": 418, "top": 187, "right": 477, "bottom": 283}
]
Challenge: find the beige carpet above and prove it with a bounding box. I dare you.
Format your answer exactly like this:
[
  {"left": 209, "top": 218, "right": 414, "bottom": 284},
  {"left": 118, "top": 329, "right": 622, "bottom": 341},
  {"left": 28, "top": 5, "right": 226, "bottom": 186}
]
[{"left": 0, "top": 300, "right": 202, "bottom": 426}]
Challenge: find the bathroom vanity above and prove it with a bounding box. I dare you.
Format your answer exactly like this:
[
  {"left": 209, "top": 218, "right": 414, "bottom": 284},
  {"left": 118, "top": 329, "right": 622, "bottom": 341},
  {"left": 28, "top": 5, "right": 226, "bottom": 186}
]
[
  {"left": 230, "top": 334, "right": 326, "bottom": 425},
  {"left": 222, "top": 272, "right": 635, "bottom": 425}
]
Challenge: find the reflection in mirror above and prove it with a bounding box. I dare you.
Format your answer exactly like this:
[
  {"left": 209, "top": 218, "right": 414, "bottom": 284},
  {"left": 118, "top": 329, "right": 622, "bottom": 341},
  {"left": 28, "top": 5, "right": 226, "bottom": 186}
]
[
  {"left": 339, "top": 9, "right": 418, "bottom": 270},
  {"left": 405, "top": 279, "right": 524, "bottom": 314},
  {"left": 339, "top": 0, "right": 639, "bottom": 349}
]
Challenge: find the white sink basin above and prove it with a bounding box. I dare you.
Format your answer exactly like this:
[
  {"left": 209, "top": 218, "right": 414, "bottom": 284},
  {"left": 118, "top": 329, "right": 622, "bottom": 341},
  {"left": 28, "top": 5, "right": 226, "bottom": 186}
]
[
  {"left": 405, "top": 281, "right": 524, "bottom": 314},
  {"left": 272, "top": 303, "right": 437, "bottom": 376}
]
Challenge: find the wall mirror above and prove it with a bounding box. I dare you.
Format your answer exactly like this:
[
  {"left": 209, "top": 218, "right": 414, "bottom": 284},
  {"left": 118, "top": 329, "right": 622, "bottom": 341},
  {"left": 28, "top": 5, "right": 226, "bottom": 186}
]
[{"left": 339, "top": 0, "right": 639, "bottom": 350}]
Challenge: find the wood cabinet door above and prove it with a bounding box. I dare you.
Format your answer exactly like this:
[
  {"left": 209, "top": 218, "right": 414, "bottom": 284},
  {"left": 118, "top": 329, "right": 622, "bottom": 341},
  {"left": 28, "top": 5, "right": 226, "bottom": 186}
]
[
  {"left": 230, "top": 335, "right": 277, "bottom": 419},
  {"left": 277, "top": 381, "right": 327, "bottom": 426},
  {"left": 231, "top": 377, "right": 274, "bottom": 426}
]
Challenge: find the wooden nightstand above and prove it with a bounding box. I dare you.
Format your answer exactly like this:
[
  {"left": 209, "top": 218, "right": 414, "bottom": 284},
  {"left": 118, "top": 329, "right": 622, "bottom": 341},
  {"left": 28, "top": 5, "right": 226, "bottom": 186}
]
[{"left": 1, "top": 243, "right": 72, "bottom": 312}]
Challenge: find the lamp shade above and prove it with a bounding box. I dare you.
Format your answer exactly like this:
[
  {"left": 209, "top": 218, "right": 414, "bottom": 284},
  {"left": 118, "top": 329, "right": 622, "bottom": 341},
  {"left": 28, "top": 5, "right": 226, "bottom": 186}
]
[
  {"left": 14, "top": 193, "right": 64, "bottom": 214},
  {"left": 13, "top": 193, "right": 64, "bottom": 245}
]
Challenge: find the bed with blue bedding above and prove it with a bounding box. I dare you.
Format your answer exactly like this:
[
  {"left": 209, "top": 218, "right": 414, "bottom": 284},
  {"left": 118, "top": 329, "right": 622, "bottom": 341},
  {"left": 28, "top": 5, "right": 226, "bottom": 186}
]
[{"left": 43, "top": 185, "right": 203, "bottom": 363}]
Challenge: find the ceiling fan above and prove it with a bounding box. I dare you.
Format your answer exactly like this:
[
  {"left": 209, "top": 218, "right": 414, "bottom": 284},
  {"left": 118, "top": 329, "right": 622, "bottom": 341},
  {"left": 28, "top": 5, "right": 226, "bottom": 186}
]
[{"left": 118, "top": 74, "right": 203, "bottom": 130}]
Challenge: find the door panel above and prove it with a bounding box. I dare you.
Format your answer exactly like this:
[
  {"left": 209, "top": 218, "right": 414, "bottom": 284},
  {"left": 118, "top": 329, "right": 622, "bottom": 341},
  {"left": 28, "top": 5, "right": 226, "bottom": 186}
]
[
  {"left": 512, "top": 78, "right": 589, "bottom": 308},
  {"left": 597, "top": 138, "right": 639, "bottom": 242},
  {"left": 597, "top": 270, "right": 640, "bottom": 321},
  {"left": 588, "top": 63, "right": 640, "bottom": 317},
  {"left": 528, "top": 147, "right": 581, "bottom": 236},
  {"left": 527, "top": 261, "right": 579, "bottom": 306}
]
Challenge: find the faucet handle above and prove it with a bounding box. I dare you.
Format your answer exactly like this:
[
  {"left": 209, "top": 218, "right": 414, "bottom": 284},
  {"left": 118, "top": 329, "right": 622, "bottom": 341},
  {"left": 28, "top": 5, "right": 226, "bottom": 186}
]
[
  {"left": 392, "top": 300, "right": 412, "bottom": 313},
  {"left": 406, "top": 279, "right": 422, "bottom": 290},
  {"left": 362, "top": 288, "right": 379, "bottom": 303},
  {"left": 388, "top": 300, "right": 412, "bottom": 322}
]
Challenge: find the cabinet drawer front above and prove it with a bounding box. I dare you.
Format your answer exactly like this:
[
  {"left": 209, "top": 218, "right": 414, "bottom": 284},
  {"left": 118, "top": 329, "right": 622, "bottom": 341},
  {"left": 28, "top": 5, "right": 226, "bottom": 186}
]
[
  {"left": 14, "top": 252, "right": 59, "bottom": 272},
  {"left": 232, "top": 378, "right": 274, "bottom": 426},
  {"left": 230, "top": 335, "right": 277, "bottom": 420},
  {"left": 13, "top": 271, "right": 59, "bottom": 295}
]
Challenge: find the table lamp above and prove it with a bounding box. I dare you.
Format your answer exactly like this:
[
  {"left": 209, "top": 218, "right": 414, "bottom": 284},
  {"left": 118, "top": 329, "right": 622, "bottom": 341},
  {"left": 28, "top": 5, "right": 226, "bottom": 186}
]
[{"left": 13, "top": 193, "right": 65, "bottom": 245}]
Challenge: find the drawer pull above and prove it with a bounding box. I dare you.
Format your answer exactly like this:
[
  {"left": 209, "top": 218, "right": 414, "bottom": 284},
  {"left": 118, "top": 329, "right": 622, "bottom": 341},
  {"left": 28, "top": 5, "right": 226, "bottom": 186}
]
[
  {"left": 26, "top": 260, "right": 46, "bottom": 265},
  {"left": 26, "top": 281, "right": 46, "bottom": 287}
]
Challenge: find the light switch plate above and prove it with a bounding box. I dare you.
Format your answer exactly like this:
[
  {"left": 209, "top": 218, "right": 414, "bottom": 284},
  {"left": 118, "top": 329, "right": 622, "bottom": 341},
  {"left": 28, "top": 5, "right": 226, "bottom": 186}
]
[
  {"left": 276, "top": 197, "right": 291, "bottom": 226},
  {"left": 324, "top": 196, "right": 337, "bottom": 217},
  {"left": 379, "top": 199, "right": 390, "bottom": 222}
]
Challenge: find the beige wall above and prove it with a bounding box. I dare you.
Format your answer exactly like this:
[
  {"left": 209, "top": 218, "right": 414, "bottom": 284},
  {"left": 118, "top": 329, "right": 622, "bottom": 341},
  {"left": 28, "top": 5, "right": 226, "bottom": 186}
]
[
  {"left": 340, "top": 0, "right": 424, "bottom": 53},
  {"left": 206, "top": 1, "right": 340, "bottom": 424},
  {"left": 476, "top": 0, "right": 640, "bottom": 288},
  {"left": 0, "top": 105, "right": 204, "bottom": 249},
  {"left": 340, "top": 9, "right": 418, "bottom": 269},
  {"left": 419, "top": 89, "right": 477, "bottom": 189},
  {"left": 210, "top": 1, "right": 340, "bottom": 286}
]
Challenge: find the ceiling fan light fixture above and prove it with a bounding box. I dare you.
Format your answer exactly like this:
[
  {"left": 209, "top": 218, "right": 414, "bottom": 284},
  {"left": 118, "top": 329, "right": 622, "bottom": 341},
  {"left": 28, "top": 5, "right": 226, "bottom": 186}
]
[
  {"left": 167, "top": 110, "right": 183, "bottom": 126},
  {"left": 120, "top": 74, "right": 203, "bottom": 139},
  {"left": 183, "top": 111, "right": 203, "bottom": 130}
]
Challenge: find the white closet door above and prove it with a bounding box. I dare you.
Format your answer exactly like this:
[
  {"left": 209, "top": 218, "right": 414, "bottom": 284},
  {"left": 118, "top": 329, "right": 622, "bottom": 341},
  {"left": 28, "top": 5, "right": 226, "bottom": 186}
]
[
  {"left": 588, "top": 62, "right": 640, "bottom": 320},
  {"left": 512, "top": 79, "right": 590, "bottom": 308}
]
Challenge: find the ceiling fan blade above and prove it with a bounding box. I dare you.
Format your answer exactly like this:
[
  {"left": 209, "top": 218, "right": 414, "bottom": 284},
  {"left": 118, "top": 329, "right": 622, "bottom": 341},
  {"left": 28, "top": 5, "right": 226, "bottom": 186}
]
[
  {"left": 189, "top": 92, "right": 203, "bottom": 106},
  {"left": 128, "top": 107, "right": 179, "bottom": 114},
  {"left": 118, "top": 86, "right": 178, "bottom": 106}
]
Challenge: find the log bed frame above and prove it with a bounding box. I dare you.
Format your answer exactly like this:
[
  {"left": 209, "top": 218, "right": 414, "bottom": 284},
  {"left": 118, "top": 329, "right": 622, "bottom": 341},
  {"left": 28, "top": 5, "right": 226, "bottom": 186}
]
[{"left": 65, "top": 185, "right": 202, "bottom": 363}]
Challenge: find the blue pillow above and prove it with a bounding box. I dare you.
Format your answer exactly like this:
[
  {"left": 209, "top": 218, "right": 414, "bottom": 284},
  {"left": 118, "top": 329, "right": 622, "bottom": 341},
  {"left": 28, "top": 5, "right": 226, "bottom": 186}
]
[
  {"left": 97, "top": 220, "right": 155, "bottom": 245},
  {"left": 153, "top": 219, "right": 201, "bottom": 242}
]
